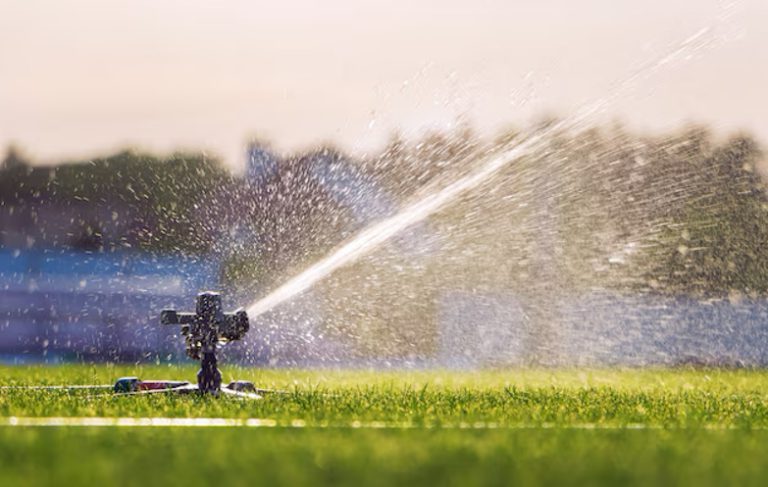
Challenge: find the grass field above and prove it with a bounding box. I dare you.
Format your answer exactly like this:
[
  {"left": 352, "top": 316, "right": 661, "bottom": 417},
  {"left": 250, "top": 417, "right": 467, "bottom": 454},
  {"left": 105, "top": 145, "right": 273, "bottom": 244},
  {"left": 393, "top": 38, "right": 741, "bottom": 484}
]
[{"left": 2, "top": 365, "right": 768, "bottom": 486}]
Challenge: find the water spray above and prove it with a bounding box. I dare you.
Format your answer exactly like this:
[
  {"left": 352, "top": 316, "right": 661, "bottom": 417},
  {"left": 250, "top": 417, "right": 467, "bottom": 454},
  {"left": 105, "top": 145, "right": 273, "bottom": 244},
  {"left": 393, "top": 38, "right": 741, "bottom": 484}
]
[{"left": 245, "top": 21, "right": 723, "bottom": 320}]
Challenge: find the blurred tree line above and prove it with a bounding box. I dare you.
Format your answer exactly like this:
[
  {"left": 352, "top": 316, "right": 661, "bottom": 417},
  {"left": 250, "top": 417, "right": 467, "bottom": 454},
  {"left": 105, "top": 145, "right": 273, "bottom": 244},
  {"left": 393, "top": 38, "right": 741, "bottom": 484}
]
[
  {"left": 1, "top": 123, "right": 766, "bottom": 301},
  {"left": 0, "top": 148, "right": 235, "bottom": 253},
  {"left": 417, "top": 125, "right": 768, "bottom": 298},
  {"left": 638, "top": 132, "right": 768, "bottom": 296}
]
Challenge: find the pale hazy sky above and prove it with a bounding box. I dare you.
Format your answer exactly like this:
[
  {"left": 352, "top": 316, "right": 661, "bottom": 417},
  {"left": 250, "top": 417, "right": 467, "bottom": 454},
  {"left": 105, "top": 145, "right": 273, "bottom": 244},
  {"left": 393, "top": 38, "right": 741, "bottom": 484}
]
[{"left": 1, "top": 0, "right": 766, "bottom": 168}]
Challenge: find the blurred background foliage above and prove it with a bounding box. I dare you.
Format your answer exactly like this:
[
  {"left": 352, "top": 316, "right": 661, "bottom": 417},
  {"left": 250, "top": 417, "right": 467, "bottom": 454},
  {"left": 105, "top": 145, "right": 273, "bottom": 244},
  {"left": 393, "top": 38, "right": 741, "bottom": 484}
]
[
  {"left": 0, "top": 148, "right": 233, "bottom": 254},
  {"left": 1, "top": 124, "right": 766, "bottom": 300}
]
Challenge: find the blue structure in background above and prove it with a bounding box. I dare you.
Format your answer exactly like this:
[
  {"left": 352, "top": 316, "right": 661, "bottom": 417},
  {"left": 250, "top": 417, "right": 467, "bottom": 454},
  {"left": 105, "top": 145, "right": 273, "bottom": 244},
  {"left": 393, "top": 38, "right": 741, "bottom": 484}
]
[
  {"left": 438, "top": 291, "right": 768, "bottom": 368},
  {"left": 0, "top": 249, "right": 221, "bottom": 362},
  {"left": 4, "top": 248, "right": 768, "bottom": 367}
]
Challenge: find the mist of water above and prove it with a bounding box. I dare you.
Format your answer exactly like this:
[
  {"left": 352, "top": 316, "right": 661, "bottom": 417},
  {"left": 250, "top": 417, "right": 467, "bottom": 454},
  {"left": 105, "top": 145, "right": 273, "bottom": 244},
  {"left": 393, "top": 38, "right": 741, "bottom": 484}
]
[{"left": 247, "top": 25, "right": 719, "bottom": 320}]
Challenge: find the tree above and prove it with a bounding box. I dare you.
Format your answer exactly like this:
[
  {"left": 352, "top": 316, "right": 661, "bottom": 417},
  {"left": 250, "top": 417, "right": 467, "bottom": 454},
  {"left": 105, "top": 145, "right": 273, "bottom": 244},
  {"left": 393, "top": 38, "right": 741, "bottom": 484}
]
[
  {"left": 641, "top": 135, "right": 768, "bottom": 295},
  {"left": 0, "top": 144, "right": 29, "bottom": 170}
]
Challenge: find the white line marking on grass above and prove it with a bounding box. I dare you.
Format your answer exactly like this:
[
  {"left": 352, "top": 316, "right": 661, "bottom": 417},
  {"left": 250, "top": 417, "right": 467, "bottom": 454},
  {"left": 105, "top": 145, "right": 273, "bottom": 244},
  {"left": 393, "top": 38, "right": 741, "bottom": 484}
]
[{"left": 0, "top": 417, "right": 763, "bottom": 430}]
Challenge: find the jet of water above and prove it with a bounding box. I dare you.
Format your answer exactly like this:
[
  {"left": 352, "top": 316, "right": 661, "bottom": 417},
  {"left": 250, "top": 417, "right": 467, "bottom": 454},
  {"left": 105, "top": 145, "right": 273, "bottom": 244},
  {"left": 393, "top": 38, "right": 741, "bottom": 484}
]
[{"left": 247, "top": 24, "right": 720, "bottom": 319}]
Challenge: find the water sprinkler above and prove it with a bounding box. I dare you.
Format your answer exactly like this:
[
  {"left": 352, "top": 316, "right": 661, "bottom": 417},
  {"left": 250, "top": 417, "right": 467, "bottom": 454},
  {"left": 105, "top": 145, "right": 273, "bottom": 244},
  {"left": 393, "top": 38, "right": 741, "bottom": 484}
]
[
  {"left": 7, "top": 292, "right": 284, "bottom": 399},
  {"left": 110, "top": 291, "right": 263, "bottom": 399},
  {"left": 160, "top": 291, "right": 249, "bottom": 394}
]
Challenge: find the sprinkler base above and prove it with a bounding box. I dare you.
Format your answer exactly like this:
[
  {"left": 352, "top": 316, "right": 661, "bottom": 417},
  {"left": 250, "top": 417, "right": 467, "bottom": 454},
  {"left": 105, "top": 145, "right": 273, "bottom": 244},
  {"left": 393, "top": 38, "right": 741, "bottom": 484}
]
[{"left": 113, "top": 377, "right": 263, "bottom": 399}]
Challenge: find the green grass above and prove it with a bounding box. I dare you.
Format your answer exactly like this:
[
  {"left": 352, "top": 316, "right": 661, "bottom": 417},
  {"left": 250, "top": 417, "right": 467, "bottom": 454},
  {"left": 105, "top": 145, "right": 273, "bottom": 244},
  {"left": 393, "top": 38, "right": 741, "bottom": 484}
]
[{"left": 2, "top": 365, "right": 768, "bottom": 486}]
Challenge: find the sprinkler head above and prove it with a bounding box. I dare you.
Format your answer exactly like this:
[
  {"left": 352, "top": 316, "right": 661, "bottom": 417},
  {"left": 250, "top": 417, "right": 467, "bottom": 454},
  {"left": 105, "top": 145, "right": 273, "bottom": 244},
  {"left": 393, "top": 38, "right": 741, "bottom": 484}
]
[
  {"left": 160, "top": 292, "right": 250, "bottom": 394},
  {"left": 161, "top": 291, "right": 250, "bottom": 359}
]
